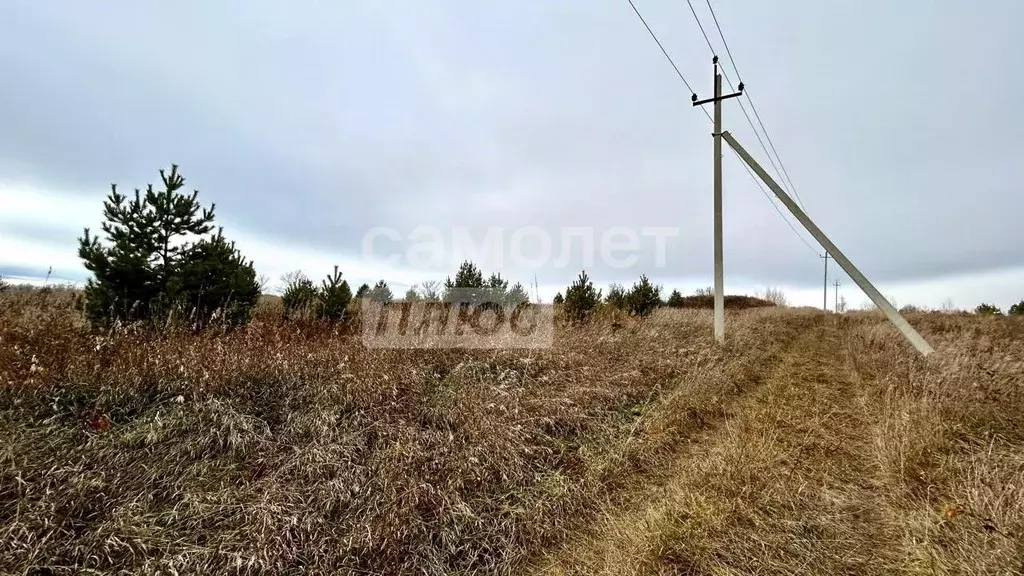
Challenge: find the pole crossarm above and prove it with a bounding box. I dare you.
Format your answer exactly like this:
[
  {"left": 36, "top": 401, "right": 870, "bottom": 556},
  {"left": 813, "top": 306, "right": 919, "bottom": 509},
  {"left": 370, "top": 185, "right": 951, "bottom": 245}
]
[
  {"left": 720, "top": 130, "right": 936, "bottom": 357},
  {"left": 693, "top": 91, "right": 742, "bottom": 107}
]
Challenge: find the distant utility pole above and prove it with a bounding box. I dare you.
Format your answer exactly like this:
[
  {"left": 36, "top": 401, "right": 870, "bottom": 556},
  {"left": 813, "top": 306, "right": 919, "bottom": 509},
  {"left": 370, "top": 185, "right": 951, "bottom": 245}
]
[
  {"left": 820, "top": 253, "right": 831, "bottom": 311},
  {"left": 693, "top": 56, "right": 743, "bottom": 343},
  {"left": 833, "top": 278, "right": 841, "bottom": 313}
]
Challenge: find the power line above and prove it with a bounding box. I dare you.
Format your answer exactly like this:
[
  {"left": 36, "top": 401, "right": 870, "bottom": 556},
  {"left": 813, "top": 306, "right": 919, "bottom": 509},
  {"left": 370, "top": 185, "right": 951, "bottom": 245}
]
[
  {"left": 703, "top": 0, "right": 741, "bottom": 88},
  {"left": 626, "top": 0, "right": 712, "bottom": 122},
  {"left": 683, "top": 0, "right": 815, "bottom": 250},
  {"left": 729, "top": 147, "right": 819, "bottom": 255},
  {"left": 746, "top": 95, "right": 803, "bottom": 207},
  {"left": 627, "top": 0, "right": 817, "bottom": 255},
  {"left": 734, "top": 99, "right": 788, "bottom": 200},
  {"left": 704, "top": 0, "right": 807, "bottom": 210},
  {"left": 685, "top": 0, "right": 716, "bottom": 57},
  {"left": 685, "top": 0, "right": 791, "bottom": 208}
]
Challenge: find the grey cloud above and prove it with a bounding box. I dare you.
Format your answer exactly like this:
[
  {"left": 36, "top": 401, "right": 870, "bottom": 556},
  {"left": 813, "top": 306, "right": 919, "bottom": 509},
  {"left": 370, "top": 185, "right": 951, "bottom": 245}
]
[
  {"left": 0, "top": 221, "right": 81, "bottom": 248},
  {"left": 1, "top": 0, "right": 1023, "bottom": 290}
]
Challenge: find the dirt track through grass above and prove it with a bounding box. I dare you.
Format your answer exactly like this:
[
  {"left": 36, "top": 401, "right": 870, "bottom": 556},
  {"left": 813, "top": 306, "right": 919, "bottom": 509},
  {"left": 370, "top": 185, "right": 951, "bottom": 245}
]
[
  {"left": 534, "top": 319, "right": 897, "bottom": 574},
  {"left": 536, "top": 314, "right": 1024, "bottom": 575}
]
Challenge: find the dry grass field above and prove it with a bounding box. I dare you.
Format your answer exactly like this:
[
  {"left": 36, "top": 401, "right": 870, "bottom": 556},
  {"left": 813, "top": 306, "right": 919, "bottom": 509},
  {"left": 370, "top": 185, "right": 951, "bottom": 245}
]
[{"left": 1, "top": 291, "right": 1022, "bottom": 575}]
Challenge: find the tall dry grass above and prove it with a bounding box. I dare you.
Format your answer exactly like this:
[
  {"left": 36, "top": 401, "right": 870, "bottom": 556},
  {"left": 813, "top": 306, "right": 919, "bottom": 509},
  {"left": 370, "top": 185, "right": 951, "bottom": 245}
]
[
  {"left": 3, "top": 291, "right": 1021, "bottom": 575},
  {"left": 536, "top": 311, "right": 1024, "bottom": 575},
  {"left": 854, "top": 312, "right": 1024, "bottom": 573},
  {"left": 0, "top": 291, "right": 812, "bottom": 574}
]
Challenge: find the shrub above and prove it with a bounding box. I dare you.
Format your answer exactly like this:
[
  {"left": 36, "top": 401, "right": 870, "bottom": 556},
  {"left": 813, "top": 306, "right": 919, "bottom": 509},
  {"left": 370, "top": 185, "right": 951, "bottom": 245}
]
[
  {"left": 605, "top": 283, "right": 627, "bottom": 310},
  {"left": 444, "top": 260, "right": 485, "bottom": 303},
  {"left": 404, "top": 287, "right": 422, "bottom": 302},
  {"left": 976, "top": 303, "right": 1002, "bottom": 316},
  {"left": 281, "top": 271, "right": 319, "bottom": 320},
  {"left": 1009, "top": 301, "right": 1024, "bottom": 316},
  {"left": 77, "top": 164, "right": 258, "bottom": 328},
  {"left": 563, "top": 270, "right": 601, "bottom": 324},
  {"left": 505, "top": 282, "right": 530, "bottom": 307},
  {"left": 0, "top": 275, "right": 8, "bottom": 292},
  {"left": 368, "top": 280, "right": 394, "bottom": 303},
  {"left": 319, "top": 266, "right": 352, "bottom": 322},
  {"left": 626, "top": 275, "right": 661, "bottom": 318},
  {"left": 666, "top": 289, "right": 685, "bottom": 308}
]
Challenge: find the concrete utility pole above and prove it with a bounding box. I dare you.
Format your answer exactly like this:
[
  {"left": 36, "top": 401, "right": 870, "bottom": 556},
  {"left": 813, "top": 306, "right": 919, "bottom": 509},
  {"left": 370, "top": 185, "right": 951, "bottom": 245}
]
[
  {"left": 720, "top": 131, "right": 935, "bottom": 356},
  {"left": 833, "top": 278, "right": 841, "bottom": 313},
  {"left": 693, "top": 57, "right": 743, "bottom": 343},
  {"left": 820, "top": 253, "right": 831, "bottom": 312}
]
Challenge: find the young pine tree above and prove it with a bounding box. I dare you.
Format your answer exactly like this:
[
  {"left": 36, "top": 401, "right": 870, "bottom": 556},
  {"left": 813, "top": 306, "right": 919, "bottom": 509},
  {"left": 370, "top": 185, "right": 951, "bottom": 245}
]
[
  {"left": 78, "top": 165, "right": 255, "bottom": 327},
  {"left": 626, "top": 275, "right": 661, "bottom": 318},
  {"left": 173, "top": 228, "right": 259, "bottom": 325},
  {"left": 976, "top": 303, "right": 1002, "bottom": 316},
  {"left": 79, "top": 187, "right": 160, "bottom": 324},
  {"left": 368, "top": 280, "right": 394, "bottom": 303},
  {"left": 666, "top": 289, "right": 685, "bottom": 308},
  {"left": 505, "top": 282, "right": 530, "bottom": 307},
  {"left": 1009, "top": 301, "right": 1024, "bottom": 316},
  {"left": 444, "top": 260, "right": 485, "bottom": 303},
  {"left": 147, "top": 166, "right": 216, "bottom": 308},
  {"left": 319, "top": 265, "right": 352, "bottom": 322},
  {"left": 605, "top": 283, "right": 627, "bottom": 310},
  {"left": 404, "top": 287, "right": 422, "bottom": 302},
  {"left": 563, "top": 270, "right": 601, "bottom": 324},
  {"left": 355, "top": 283, "right": 370, "bottom": 299},
  {"left": 281, "top": 271, "right": 318, "bottom": 320},
  {"left": 553, "top": 292, "right": 564, "bottom": 305},
  {"left": 487, "top": 272, "right": 509, "bottom": 304}
]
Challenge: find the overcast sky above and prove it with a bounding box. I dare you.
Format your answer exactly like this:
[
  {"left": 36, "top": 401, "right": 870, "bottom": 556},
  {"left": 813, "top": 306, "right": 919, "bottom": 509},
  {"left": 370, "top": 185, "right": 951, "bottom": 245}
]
[{"left": 1, "top": 0, "right": 1022, "bottom": 309}]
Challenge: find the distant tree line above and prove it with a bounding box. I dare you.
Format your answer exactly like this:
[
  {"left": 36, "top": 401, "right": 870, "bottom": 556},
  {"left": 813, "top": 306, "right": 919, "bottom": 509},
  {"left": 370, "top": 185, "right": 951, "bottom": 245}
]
[
  {"left": 275, "top": 260, "right": 533, "bottom": 324},
  {"left": 977, "top": 302, "right": 1024, "bottom": 316},
  {"left": 554, "top": 271, "right": 663, "bottom": 324},
  {"left": 62, "top": 164, "right": 1024, "bottom": 329}
]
